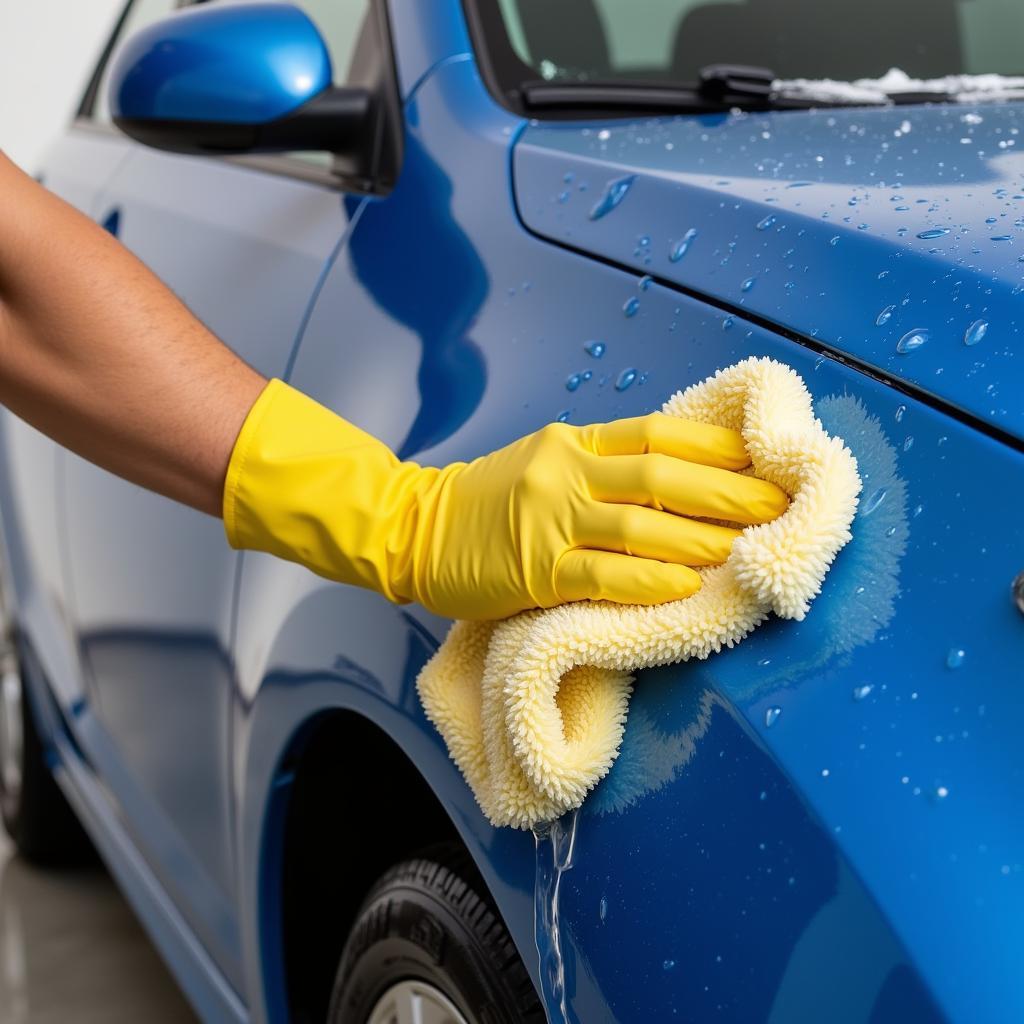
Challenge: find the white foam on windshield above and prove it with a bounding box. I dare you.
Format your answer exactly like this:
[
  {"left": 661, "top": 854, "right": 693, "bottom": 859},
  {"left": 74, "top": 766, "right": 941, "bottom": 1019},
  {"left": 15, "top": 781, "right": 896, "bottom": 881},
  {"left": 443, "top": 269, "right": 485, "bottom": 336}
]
[{"left": 774, "top": 66, "right": 1024, "bottom": 104}]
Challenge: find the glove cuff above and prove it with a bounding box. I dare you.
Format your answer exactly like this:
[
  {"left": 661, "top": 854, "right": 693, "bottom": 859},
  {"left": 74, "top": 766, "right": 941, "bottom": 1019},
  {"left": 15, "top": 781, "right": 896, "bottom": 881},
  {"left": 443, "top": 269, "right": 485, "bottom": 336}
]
[{"left": 222, "top": 378, "right": 418, "bottom": 602}]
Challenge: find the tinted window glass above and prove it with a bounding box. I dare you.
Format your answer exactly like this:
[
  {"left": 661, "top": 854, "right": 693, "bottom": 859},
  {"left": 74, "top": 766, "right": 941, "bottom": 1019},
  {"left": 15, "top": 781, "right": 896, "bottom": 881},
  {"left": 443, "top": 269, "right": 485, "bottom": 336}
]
[{"left": 494, "top": 0, "right": 1024, "bottom": 84}]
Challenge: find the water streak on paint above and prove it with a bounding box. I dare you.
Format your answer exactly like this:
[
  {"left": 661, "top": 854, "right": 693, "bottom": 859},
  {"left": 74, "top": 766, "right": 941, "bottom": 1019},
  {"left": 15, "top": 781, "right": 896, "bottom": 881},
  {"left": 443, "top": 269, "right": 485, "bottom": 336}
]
[
  {"left": 669, "top": 228, "right": 698, "bottom": 262},
  {"left": 964, "top": 319, "right": 988, "bottom": 346},
  {"left": 589, "top": 175, "right": 636, "bottom": 220},
  {"left": 896, "top": 328, "right": 929, "bottom": 354},
  {"left": 615, "top": 368, "right": 638, "bottom": 391},
  {"left": 533, "top": 810, "right": 580, "bottom": 1024}
]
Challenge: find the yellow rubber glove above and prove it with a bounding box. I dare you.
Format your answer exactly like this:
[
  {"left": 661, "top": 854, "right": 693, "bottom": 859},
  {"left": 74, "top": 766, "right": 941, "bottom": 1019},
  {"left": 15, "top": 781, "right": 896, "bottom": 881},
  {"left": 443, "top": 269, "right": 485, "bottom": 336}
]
[{"left": 223, "top": 379, "right": 788, "bottom": 620}]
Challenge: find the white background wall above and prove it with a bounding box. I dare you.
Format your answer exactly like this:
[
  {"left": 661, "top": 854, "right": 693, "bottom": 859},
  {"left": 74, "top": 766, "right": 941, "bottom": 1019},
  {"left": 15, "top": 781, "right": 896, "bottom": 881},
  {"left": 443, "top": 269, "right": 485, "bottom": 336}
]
[{"left": 0, "top": 1, "right": 125, "bottom": 173}]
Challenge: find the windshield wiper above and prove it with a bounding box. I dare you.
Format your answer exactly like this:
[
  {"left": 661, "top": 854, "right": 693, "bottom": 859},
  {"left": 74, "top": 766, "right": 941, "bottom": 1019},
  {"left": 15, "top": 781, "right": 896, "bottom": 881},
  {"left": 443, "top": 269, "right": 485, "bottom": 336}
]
[
  {"left": 521, "top": 81, "right": 727, "bottom": 115},
  {"left": 520, "top": 64, "right": 875, "bottom": 115},
  {"left": 697, "top": 64, "right": 774, "bottom": 103}
]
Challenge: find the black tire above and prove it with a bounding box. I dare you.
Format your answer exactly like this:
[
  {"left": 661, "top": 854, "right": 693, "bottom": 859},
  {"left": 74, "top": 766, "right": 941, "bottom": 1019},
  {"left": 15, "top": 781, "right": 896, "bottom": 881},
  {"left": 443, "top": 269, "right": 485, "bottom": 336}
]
[
  {"left": 328, "top": 849, "right": 544, "bottom": 1024},
  {"left": 0, "top": 639, "right": 92, "bottom": 866}
]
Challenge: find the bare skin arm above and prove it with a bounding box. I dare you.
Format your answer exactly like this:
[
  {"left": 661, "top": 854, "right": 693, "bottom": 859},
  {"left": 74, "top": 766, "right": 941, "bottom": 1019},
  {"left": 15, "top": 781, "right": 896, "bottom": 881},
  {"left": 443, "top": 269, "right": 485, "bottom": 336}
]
[{"left": 0, "top": 150, "right": 266, "bottom": 515}]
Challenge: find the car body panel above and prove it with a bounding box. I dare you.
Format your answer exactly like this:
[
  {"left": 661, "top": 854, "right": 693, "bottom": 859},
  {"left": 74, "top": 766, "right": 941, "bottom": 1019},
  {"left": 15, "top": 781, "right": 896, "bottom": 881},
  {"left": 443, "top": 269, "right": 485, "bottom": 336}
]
[
  {"left": 57, "top": 142, "right": 354, "bottom": 992},
  {"left": 254, "top": 51, "right": 1024, "bottom": 1023},
  {"left": 0, "top": 2, "right": 1021, "bottom": 1023},
  {"left": 513, "top": 103, "right": 1024, "bottom": 443}
]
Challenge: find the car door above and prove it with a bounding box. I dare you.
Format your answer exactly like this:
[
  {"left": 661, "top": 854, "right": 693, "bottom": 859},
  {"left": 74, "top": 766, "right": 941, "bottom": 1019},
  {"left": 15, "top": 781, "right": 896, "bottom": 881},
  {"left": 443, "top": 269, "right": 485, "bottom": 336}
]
[{"left": 59, "top": 0, "right": 374, "bottom": 993}]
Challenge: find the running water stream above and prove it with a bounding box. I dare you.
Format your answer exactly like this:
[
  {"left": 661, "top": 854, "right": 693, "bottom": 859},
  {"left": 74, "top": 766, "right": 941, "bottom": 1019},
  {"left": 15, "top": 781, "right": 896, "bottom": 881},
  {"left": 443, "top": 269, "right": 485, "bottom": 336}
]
[{"left": 532, "top": 808, "right": 580, "bottom": 1024}]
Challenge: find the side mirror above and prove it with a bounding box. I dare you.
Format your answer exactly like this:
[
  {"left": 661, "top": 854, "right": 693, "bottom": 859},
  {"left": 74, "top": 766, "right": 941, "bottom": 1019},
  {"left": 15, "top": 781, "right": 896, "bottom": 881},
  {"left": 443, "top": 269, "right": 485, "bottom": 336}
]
[{"left": 108, "top": 2, "right": 371, "bottom": 159}]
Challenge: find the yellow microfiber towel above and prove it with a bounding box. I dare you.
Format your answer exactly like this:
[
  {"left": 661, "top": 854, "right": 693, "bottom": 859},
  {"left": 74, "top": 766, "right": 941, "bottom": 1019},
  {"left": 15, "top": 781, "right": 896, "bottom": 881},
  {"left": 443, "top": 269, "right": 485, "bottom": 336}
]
[{"left": 415, "top": 356, "right": 862, "bottom": 829}]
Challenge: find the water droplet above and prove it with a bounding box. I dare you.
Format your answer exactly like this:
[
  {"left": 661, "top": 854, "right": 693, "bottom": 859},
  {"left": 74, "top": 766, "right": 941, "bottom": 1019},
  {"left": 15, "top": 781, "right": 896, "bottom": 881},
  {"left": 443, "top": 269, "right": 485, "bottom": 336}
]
[
  {"left": 852, "top": 684, "right": 874, "bottom": 701},
  {"left": 787, "top": 180, "right": 813, "bottom": 188},
  {"left": 861, "top": 487, "right": 887, "bottom": 515},
  {"left": 563, "top": 171, "right": 574, "bottom": 184},
  {"left": 663, "top": 960, "right": 676, "bottom": 971},
  {"left": 917, "top": 228, "right": 950, "bottom": 239},
  {"left": 581, "top": 370, "right": 593, "bottom": 381},
  {"left": 557, "top": 190, "right": 570, "bottom": 204},
  {"left": 722, "top": 316, "right": 735, "bottom": 330},
  {"left": 876, "top": 304, "right": 896, "bottom": 326},
  {"left": 669, "top": 228, "right": 698, "bottom": 262},
  {"left": 556, "top": 410, "right": 571, "bottom": 423},
  {"left": 584, "top": 340, "right": 605, "bottom": 358},
  {"left": 589, "top": 175, "right": 636, "bottom": 220},
  {"left": 615, "top": 368, "right": 637, "bottom": 391},
  {"left": 741, "top": 276, "right": 756, "bottom": 292},
  {"left": 946, "top": 647, "right": 966, "bottom": 669},
  {"left": 985, "top": 216, "right": 998, "bottom": 224},
  {"left": 895, "top": 205, "right": 910, "bottom": 211},
  {"left": 829, "top": 235, "right": 840, "bottom": 246},
  {"left": 599, "top": 896, "right": 608, "bottom": 922},
  {"left": 638, "top": 235, "right": 650, "bottom": 248},
  {"left": 756, "top": 214, "right": 778, "bottom": 231},
  {"left": 896, "top": 328, "right": 929, "bottom": 354},
  {"left": 912, "top": 503, "right": 924, "bottom": 517},
  {"left": 639, "top": 274, "right": 653, "bottom": 291},
  {"left": 623, "top": 296, "right": 640, "bottom": 318},
  {"left": 565, "top": 374, "right": 582, "bottom": 392},
  {"left": 991, "top": 234, "right": 1012, "bottom": 241},
  {"left": 765, "top": 706, "right": 782, "bottom": 728},
  {"left": 895, "top": 404, "right": 906, "bottom": 422},
  {"left": 903, "top": 436, "right": 914, "bottom": 452}
]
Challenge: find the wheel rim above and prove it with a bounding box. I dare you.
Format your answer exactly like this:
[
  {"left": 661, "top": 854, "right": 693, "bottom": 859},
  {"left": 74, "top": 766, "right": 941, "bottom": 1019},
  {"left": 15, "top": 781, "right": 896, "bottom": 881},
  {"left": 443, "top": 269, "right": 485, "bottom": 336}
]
[
  {"left": 0, "top": 644, "right": 22, "bottom": 804},
  {"left": 365, "top": 979, "right": 472, "bottom": 1024}
]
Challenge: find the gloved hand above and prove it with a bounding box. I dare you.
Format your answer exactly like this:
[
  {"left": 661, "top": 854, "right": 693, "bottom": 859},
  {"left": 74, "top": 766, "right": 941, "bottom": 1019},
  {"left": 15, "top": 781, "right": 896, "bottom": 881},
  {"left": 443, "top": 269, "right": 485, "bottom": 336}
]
[{"left": 223, "top": 379, "right": 789, "bottom": 620}]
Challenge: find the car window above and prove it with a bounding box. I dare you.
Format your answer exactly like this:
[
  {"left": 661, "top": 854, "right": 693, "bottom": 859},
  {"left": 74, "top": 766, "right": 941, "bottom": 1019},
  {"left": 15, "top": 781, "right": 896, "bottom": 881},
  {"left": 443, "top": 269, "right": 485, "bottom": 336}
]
[{"left": 492, "top": 0, "right": 1024, "bottom": 85}]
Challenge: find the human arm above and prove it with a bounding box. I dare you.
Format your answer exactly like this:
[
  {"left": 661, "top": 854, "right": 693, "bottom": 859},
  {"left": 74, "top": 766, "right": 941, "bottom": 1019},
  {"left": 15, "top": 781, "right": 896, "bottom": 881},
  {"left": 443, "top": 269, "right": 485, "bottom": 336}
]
[
  {"left": 0, "top": 150, "right": 265, "bottom": 515},
  {"left": 0, "top": 150, "right": 787, "bottom": 619}
]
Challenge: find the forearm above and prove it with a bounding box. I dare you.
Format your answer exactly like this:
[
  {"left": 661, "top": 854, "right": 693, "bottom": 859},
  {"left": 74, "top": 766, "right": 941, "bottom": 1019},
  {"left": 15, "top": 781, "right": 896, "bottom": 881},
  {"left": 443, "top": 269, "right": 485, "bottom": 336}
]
[{"left": 0, "top": 151, "right": 265, "bottom": 515}]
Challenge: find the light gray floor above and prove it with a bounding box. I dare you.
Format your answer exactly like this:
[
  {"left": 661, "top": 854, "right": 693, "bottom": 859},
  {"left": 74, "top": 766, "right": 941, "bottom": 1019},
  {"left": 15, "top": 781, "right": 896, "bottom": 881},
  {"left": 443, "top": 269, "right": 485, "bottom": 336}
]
[{"left": 0, "top": 831, "right": 198, "bottom": 1024}]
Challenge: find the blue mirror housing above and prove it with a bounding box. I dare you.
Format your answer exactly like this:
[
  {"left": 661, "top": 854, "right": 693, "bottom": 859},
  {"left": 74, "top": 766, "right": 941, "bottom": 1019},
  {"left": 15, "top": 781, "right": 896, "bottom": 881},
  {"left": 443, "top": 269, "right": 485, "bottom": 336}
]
[{"left": 108, "top": 2, "right": 372, "bottom": 158}]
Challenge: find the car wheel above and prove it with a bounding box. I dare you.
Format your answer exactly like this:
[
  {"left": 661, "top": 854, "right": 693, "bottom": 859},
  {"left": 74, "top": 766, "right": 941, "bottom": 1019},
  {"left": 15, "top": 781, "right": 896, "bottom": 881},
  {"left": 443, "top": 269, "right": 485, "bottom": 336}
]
[
  {"left": 0, "top": 633, "right": 91, "bottom": 865},
  {"left": 328, "top": 849, "right": 544, "bottom": 1024}
]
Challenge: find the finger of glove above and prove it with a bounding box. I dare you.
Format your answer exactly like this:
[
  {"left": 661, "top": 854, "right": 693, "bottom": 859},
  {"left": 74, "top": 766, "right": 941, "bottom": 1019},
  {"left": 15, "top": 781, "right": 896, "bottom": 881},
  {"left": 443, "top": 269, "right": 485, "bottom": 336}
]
[
  {"left": 577, "top": 502, "right": 741, "bottom": 565},
  {"left": 581, "top": 412, "right": 750, "bottom": 470},
  {"left": 554, "top": 548, "right": 703, "bottom": 605},
  {"left": 588, "top": 452, "right": 789, "bottom": 525}
]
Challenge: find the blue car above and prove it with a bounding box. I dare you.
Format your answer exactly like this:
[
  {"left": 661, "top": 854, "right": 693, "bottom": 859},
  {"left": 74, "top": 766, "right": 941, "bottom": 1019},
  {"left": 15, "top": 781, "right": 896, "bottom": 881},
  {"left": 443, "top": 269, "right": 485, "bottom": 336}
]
[{"left": 1, "top": 0, "right": 1022, "bottom": 1021}]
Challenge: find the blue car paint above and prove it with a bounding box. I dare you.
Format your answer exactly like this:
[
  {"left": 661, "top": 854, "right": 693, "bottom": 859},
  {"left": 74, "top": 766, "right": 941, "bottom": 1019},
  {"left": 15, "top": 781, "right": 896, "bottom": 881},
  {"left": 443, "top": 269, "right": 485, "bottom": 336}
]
[
  {"left": 514, "top": 105, "right": 1024, "bottom": 442},
  {"left": 0, "top": 1, "right": 1020, "bottom": 1023},
  {"left": 60, "top": 129, "right": 353, "bottom": 995},
  {"left": 109, "top": 2, "right": 333, "bottom": 124}
]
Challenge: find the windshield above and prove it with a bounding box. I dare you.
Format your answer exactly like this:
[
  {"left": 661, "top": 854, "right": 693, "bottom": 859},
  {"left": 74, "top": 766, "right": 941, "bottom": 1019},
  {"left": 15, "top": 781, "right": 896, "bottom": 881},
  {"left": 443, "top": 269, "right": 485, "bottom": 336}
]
[{"left": 489, "top": 0, "right": 1024, "bottom": 86}]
